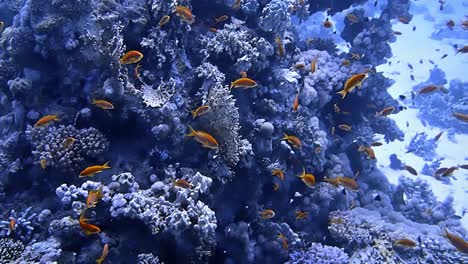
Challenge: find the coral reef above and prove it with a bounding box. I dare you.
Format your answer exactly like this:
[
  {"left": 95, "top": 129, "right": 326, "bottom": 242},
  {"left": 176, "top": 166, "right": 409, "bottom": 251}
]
[{"left": 0, "top": 0, "right": 465, "bottom": 263}]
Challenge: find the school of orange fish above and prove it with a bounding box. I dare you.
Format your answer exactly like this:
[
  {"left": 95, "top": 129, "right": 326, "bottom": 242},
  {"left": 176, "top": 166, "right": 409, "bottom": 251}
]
[{"left": 3, "top": 2, "right": 468, "bottom": 260}]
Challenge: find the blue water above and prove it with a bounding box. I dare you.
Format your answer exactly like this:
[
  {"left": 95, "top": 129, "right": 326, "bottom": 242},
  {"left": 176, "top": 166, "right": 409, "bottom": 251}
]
[{"left": 0, "top": 0, "right": 467, "bottom": 263}]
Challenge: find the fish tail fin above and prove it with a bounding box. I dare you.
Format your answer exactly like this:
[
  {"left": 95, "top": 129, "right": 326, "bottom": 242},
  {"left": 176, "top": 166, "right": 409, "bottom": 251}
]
[
  {"left": 102, "top": 161, "right": 111, "bottom": 169},
  {"left": 191, "top": 110, "right": 197, "bottom": 119},
  {"left": 337, "top": 90, "right": 347, "bottom": 99},
  {"left": 282, "top": 133, "right": 289, "bottom": 140},
  {"left": 186, "top": 125, "right": 196, "bottom": 137},
  {"left": 53, "top": 114, "right": 60, "bottom": 121},
  {"left": 230, "top": 82, "right": 234, "bottom": 89}
]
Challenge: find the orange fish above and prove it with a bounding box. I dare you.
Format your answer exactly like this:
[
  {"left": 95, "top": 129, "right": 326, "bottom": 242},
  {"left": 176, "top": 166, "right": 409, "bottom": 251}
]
[
  {"left": 63, "top": 137, "right": 76, "bottom": 149},
  {"left": 398, "top": 17, "right": 410, "bottom": 24},
  {"left": 394, "top": 238, "right": 417, "bottom": 247},
  {"left": 173, "top": 179, "right": 192, "bottom": 189},
  {"left": 323, "top": 18, "right": 333, "bottom": 28},
  {"left": 159, "top": 15, "right": 170, "bottom": 27},
  {"left": 346, "top": 13, "right": 359, "bottom": 24},
  {"left": 338, "top": 124, "right": 352, "bottom": 131},
  {"left": 79, "top": 161, "right": 111, "bottom": 178},
  {"left": 92, "top": 99, "right": 114, "bottom": 110},
  {"left": 282, "top": 133, "right": 302, "bottom": 149},
  {"left": 271, "top": 169, "right": 285, "bottom": 181},
  {"left": 337, "top": 73, "right": 368, "bottom": 99},
  {"left": 456, "top": 45, "right": 468, "bottom": 54},
  {"left": 342, "top": 59, "right": 351, "bottom": 66},
  {"left": 230, "top": 77, "right": 257, "bottom": 89},
  {"left": 186, "top": 125, "right": 219, "bottom": 150},
  {"left": 191, "top": 105, "right": 210, "bottom": 119},
  {"left": 208, "top": 27, "right": 218, "bottom": 33},
  {"left": 376, "top": 106, "right": 395, "bottom": 117},
  {"left": 417, "top": 85, "right": 441, "bottom": 95},
  {"left": 34, "top": 114, "right": 59, "bottom": 127},
  {"left": 96, "top": 244, "right": 109, "bottom": 264},
  {"left": 292, "top": 93, "right": 299, "bottom": 112},
  {"left": 40, "top": 159, "right": 47, "bottom": 170},
  {"left": 232, "top": 0, "right": 242, "bottom": 10},
  {"left": 79, "top": 210, "right": 101, "bottom": 235},
  {"left": 277, "top": 232, "right": 289, "bottom": 250},
  {"left": 358, "top": 146, "right": 375, "bottom": 159},
  {"left": 175, "top": 6, "right": 195, "bottom": 24},
  {"left": 446, "top": 20, "right": 455, "bottom": 30},
  {"left": 273, "top": 183, "right": 280, "bottom": 191},
  {"left": 9, "top": 218, "right": 16, "bottom": 232},
  {"left": 443, "top": 228, "right": 468, "bottom": 254},
  {"left": 86, "top": 186, "right": 104, "bottom": 209},
  {"left": 260, "top": 209, "right": 275, "bottom": 220},
  {"left": 452, "top": 112, "right": 468, "bottom": 122},
  {"left": 310, "top": 55, "right": 318, "bottom": 73},
  {"left": 298, "top": 167, "right": 315, "bottom": 188},
  {"left": 134, "top": 63, "right": 142, "bottom": 79},
  {"left": 295, "top": 211, "right": 308, "bottom": 220},
  {"left": 393, "top": 30, "right": 402, "bottom": 35},
  {"left": 120, "top": 50, "right": 143, "bottom": 65},
  {"left": 275, "top": 36, "right": 285, "bottom": 57},
  {"left": 294, "top": 63, "right": 305, "bottom": 70},
  {"left": 215, "top": 15, "right": 229, "bottom": 24},
  {"left": 325, "top": 176, "right": 358, "bottom": 190}
]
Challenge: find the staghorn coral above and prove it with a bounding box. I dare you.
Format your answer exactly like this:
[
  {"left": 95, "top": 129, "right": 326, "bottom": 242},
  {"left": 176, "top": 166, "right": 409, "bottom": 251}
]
[
  {"left": 25, "top": 124, "right": 109, "bottom": 172},
  {"left": 406, "top": 132, "right": 437, "bottom": 161}
]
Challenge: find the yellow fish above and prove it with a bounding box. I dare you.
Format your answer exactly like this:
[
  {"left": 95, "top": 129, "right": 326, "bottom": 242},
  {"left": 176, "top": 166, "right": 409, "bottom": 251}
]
[
  {"left": 79, "top": 161, "right": 111, "bottom": 178},
  {"left": 186, "top": 125, "right": 219, "bottom": 150},
  {"left": 337, "top": 73, "right": 368, "bottom": 99}
]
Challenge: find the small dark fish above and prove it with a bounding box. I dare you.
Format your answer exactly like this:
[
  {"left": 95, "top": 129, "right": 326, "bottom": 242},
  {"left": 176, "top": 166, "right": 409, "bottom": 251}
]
[
  {"left": 413, "top": 26, "right": 416, "bottom": 31},
  {"left": 406, "top": 121, "right": 409, "bottom": 127},
  {"left": 374, "top": 1, "right": 377, "bottom": 7},
  {"left": 399, "top": 106, "right": 404, "bottom": 111},
  {"left": 434, "top": 131, "right": 443, "bottom": 141},
  {"left": 374, "top": 194, "right": 381, "bottom": 201},
  {"left": 442, "top": 166, "right": 458, "bottom": 177},
  {"left": 399, "top": 95, "right": 406, "bottom": 100},
  {"left": 429, "top": 59, "right": 435, "bottom": 64},
  {"left": 441, "top": 54, "right": 448, "bottom": 59},
  {"left": 459, "top": 164, "right": 468, "bottom": 170},
  {"left": 371, "top": 142, "right": 383, "bottom": 147},
  {"left": 410, "top": 75, "right": 415, "bottom": 81},
  {"left": 408, "top": 63, "right": 413, "bottom": 70},
  {"left": 405, "top": 165, "right": 418, "bottom": 176},
  {"left": 389, "top": 61, "right": 392, "bottom": 66},
  {"left": 435, "top": 49, "right": 440, "bottom": 51},
  {"left": 419, "top": 59, "right": 423, "bottom": 64},
  {"left": 434, "top": 167, "right": 448, "bottom": 176}
]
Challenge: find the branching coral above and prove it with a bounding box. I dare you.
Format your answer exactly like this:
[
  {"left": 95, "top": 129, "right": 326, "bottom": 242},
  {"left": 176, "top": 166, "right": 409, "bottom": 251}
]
[
  {"left": 0, "top": 207, "right": 38, "bottom": 242},
  {"left": 0, "top": 238, "right": 24, "bottom": 263},
  {"left": 199, "top": 23, "right": 273, "bottom": 72},
  {"left": 258, "top": 0, "right": 291, "bottom": 36},
  {"left": 195, "top": 63, "right": 242, "bottom": 167},
  {"left": 25, "top": 124, "right": 109, "bottom": 172}
]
